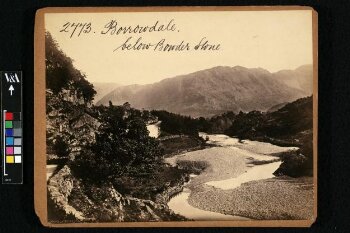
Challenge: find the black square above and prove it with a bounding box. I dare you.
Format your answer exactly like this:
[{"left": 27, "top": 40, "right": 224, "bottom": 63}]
[{"left": 13, "top": 112, "right": 21, "bottom": 121}]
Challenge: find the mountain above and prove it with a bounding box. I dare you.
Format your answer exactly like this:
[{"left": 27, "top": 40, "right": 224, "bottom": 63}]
[
  {"left": 272, "top": 64, "right": 313, "bottom": 95},
  {"left": 92, "top": 82, "right": 120, "bottom": 103},
  {"left": 97, "top": 66, "right": 309, "bottom": 117}
]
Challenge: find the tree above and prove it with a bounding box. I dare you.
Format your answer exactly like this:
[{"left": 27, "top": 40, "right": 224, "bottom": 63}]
[
  {"left": 72, "top": 104, "right": 162, "bottom": 182},
  {"left": 45, "top": 31, "right": 96, "bottom": 102},
  {"left": 52, "top": 136, "right": 71, "bottom": 157},
  {"left": 151, "top": 110, "right": 200, "bottom": 136},
  {"left": 74, "top": 77, "right": 97, "bottom": 102}
]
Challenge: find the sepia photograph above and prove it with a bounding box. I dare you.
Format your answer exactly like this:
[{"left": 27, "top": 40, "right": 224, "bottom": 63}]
[{"left": 35, "top": 7, "right": 317, "bottom": 226}]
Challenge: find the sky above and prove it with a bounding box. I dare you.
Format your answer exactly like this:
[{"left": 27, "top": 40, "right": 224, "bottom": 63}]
[{"left": 45, "top": 10, "right": 313, "bottom": 85}]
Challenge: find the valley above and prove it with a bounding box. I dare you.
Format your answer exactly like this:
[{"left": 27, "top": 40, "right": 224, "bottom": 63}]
[{"left": 45, "top": 31, "right": 314, "bottom": 223}]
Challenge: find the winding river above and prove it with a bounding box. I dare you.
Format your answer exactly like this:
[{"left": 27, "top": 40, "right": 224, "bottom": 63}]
[
  {"left": 166, "top": 132, "right": 298, "bottom": 220},
  {"left": 168, "top": 174, "right": 250, "bottom": 220}
]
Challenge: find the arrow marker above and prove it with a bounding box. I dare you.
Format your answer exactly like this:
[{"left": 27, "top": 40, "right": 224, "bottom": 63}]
[{"left": 9, "top": 85, "right": 14, "bottom": 96}]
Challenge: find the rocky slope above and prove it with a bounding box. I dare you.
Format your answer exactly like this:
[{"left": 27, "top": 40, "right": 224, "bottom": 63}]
[
  {"left": 45, "top": 32, "right": 187, "bottom": 223},
  {"left": 46, "top": 89, "right": 99, "bottom": 161},
  {"left": 47, "top": 165, "right": 185, "bottom": 222}
]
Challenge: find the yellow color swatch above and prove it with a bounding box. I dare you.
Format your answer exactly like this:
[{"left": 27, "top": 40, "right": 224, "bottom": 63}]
[{"left": 6, "top": 156, "right": 14, "bottom": 163}]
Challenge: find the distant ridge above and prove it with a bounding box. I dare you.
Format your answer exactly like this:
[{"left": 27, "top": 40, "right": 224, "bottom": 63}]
[
  {"left": 272, "top": 64, "right": 313, "bottom": 95},
  {"left": 92, "top": 82, "right": 120, "bottom": 103},
  {"left": 97, "top": 65, "right": 312, "bottom": 117}
]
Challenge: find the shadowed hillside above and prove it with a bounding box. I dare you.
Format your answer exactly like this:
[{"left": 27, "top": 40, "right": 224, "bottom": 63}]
[{"left": 225, "top": 96, "right": 313, "bottom": 177}]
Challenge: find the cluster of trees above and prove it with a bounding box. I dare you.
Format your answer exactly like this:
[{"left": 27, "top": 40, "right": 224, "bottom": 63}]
[
  {"left": 224, "top": 111, "right": 265, "bottom": 140},
  {"left": 45, "top": 32, "right": 96, "bottom": 102},
  {"left": 206, "top": 111, "right": 236, "bottom": 133},
  {"left": 225, "top": 96, "right": 313, "bottom": 140},
  {"left": 151, "top": 110, "right": 206, "bottom": 136},
  {"left": 151, "top": 110, "right": 240, "bottom": 136},
  {"left": 73, "top": 102, "right": 163, "bottom": 182}
]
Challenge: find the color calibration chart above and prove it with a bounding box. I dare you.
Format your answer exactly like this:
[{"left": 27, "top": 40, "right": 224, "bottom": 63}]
[{"left": 1, "top": 71, "right": 22, "bottom": 184}]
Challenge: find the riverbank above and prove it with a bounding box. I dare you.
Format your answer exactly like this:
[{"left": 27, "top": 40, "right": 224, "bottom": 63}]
[
  {"left": 168, "top": 185, "right": 250, "bottom": 221},
  {"left": 188, "top": 176, "right": 313, "bottom": 220},
  {"left": 165, "top": 147, "right": 247, "bottom": 184},
  {"left": 47, "top": 165, "right": 187, "bottom": 223},
  {"left": 159, "top": 135, "right": 208, "bottom": 157},
  {"left": 166, "top": 133, "right": 313, "bottom": 220},
  {"left": 165, "top": 137, "right": 292, "bottom": 187}
]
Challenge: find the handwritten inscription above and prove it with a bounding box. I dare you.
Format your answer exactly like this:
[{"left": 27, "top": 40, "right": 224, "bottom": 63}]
[
  {"left": 115, "top": 37, "right": 219, "bottom": 52},
  {"left": 101, "top": 19, "right": 177, "bottom": 35},
  {"left": 58, "top": 19, "right": 221, "bottom": 52},
  {"left": 60, "top": 22, "right": 92, "bottom": 38}
]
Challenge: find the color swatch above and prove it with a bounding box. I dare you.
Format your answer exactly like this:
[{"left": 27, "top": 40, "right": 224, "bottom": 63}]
[
  {"left": 4, "top": 111, "right": 22, "bottom": 164},
  {"left": 1, "top": 71, "right": 23, "bottom": 184}
]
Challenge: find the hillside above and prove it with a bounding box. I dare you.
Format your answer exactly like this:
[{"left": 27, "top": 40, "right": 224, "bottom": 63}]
[
  {"left": 97, "top": 66, "right": 308, "bottom": 117},
  {"left": 45, "top": 32, "right": 187, "bottom": 223},
  {"left": 225, "top": 96, "right": 313, "bottom": 177},
  {"left": 92, "top": 82, "right": 120, "bottom": 103},
  {"left": 272, "top": 64, "right": 313, "bottom": 95}
]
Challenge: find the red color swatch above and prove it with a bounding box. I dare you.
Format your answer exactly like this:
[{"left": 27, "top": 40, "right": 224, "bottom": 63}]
[{"left": 5, "top": 112, "right": 13, "bottom": 120}]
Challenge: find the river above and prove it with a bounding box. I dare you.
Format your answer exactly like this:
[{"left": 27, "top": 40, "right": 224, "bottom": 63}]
[
  {"left": 167, "top": 132, "right": 297, "bottom": 220},
  {"left": 168, "top": 174, "right": 250, "bottom": 220}
]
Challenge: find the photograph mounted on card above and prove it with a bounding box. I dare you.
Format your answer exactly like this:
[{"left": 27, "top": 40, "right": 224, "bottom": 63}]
[{"left": 34, "top": 6, "right": 318, "bottom": 227}]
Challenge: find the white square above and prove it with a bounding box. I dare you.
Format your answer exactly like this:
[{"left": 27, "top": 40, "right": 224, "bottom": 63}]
[
  {"left": 14, "top": 147, "right": 21, "bottom": 154},
  {"left": 14, "top": 156, "right": 21, "bottom": 163}
]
